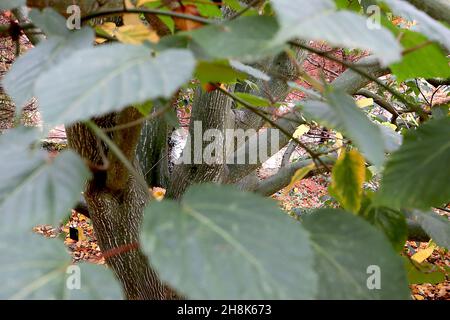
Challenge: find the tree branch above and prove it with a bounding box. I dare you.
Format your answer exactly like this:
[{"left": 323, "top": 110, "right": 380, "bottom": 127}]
[{"left": 254, "top": 155, "right": 336, "bottom": 196}]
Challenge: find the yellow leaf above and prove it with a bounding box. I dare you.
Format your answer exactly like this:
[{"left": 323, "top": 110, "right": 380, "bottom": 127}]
[
  {"left": 293, "top": 124, "right": 310, "bottom": 139},
  {"left": 329, "top": 150, "right": 366, "bottom": 213},
  {"left": 414, "top": 294, "right": 425, "bottom": 300},
  {"left": 76, "top": 227, "right": 86, "bottom": 242},
  {"left": 116, "top": 24, "right": 159, "bottom": 44},
  {"left": 98, "top": 22, "right": 117, "bottom": 35},
  {"left": 136, "top": 0, "right": 158, "bottom": 6},
  {"left": 152, "top": 187, "right": 166, "bottom": 201},
  {"left": 118, "top": 0, "right": 159, "bottom": 44},
  {"left": 412, "top": 242, "right": 437, "bottom": 263},
  {"left": 96, "top": 22, "right": 118, "bottom": 43},
  {"left": 123, "top": 0, "right": 142, "bottom": 26},
  {"left": 356, "top": 98, "right": 374, "bottom": 108},
  {"left": 381, "top": 122, "right": 397, "bottom": 131},
  {"left": 334, "top": 132, "right": 344, "bottom": 157},
  {"left": 283, "top": 163, "right": 316, "bottom": 195}
]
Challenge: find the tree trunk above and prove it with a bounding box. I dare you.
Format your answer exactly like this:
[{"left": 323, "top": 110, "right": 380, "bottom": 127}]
[
  {"left": 66, "top": 115, "right": 176, "bottom": 300},
  {"left": 136, "top": 104, "right": 171, "bottom": 188},
  {"left": 166, "top": 86, "right": 234, "bottom": 199}
]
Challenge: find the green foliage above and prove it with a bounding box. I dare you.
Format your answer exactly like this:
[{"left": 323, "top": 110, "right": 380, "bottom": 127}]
[
  {"left": 234, "top": 92, "right": 272, "bottom": 108},
  {"left": 329, "top": 150, "right": 366, "bottom": 213},
  {"left": 390, "top": 30, "right": 450, "bottom": 82},
  {"left": 272, "top": 0, "right": 402, "bottom": 65},
  {"left": 359, "top": 195, "right": 408, "bottom": 252},
  {"left": 3, "top": 27, "right": 95, "bottom": 111},
  {"left": 141, "top": 184, "right": 318, "bottom": 299},
  {"left": 380, "top": 0, "right": 450, "bottom": 51},
  {"left": 408, "top": 210, "right": 450, "bottom": 250},
  {"left": 195, "top": 60, "right": 245, "bottom": 84},
  {"left": 0, "top": 233, "right": 122, "bottom": 299},
  {"left": 300, "top": 89, "right": 386, "bottom": 166},
  {"left": 0, "top": 0, "right": 25, "bottom": 10},
  {"left": 302, "top": 209, "right": 410, "bottom": 299},
  {"left": 188, "top": 16, "right": 283, "bottom": 61},
  {"left": 0, "top": 128, "right": 91, "bottom": 232},
  {"left": 0, "top": 0, "right": 449, "bottom": 300},
  {"left": 403, "top": 257, "right": 446, "bottom": 285},
  {"left": 377, "top": 117, "right": 450, "bottom": 210},
  {"left": 35, "top": 46, "right": 195, "bottom": 125}
]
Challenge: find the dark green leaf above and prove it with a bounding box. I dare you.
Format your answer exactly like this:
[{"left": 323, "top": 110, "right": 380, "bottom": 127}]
[
  {"left": 0, "top": 233, "right": 122, "bottom": 299},
  {"left": 141, "top": 184, "right": 317, "bottom": 299},
  {"left": 34, "top": 46, "right": 195, "bottom": 125},
  {"left": 0, "top": 0, "right": 25, "bottom": 10},
  {"left": 272, "top": 0, "right": 402, "bottom": 65},
  {"left": 0, "top": 128, "right": 91, "bottom": 232},
  {"left": 300, "top": 89, "right": 385, "bottom": 166},
  {"left": 409, "top": 210, "right": 450, "bottom": 250},
  {"left": 3, "top": 28, "right": 94, "bottom": 110},
  {"left": 377, "top": 117, "right": 450, "bottom": 209},
  {"left": 189, "top": 16, "right": 283, "bottom": 62},
  {"left": 302, "top": 209, "right": 410, "bottom": 299}
]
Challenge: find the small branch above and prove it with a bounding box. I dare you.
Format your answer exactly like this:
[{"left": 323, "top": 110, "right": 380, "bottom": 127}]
[
  {"left": 103, "top": 104, "right": 171, "bottom": 133},
  {"left": 426, "top": 78, "right": 450, "bottom": 87},
  {"left": 216, "top": 85, "right": 331, "bottom": 172},
  {"left": 254, "top": 155, "right": 336, "bottom": 196},
  {"left": 289, "top": 41, "right": 430, "bottom": 120},
  {"left": 281, "top": 140, "right": 297, "bottom": 168},
  {"left": 81, "top": 7, "right": 217, "bottom": 25},
  {"left": 356, "top": 88, "right": 404, "bottom": 124},
  {"left": 229, "top": 0, "right": 262, "bottom": 20}
]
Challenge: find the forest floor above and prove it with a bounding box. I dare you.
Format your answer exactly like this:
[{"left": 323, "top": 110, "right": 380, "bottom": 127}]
[{"left": 1, "top": 11, "right": 449, "bottom": 300}]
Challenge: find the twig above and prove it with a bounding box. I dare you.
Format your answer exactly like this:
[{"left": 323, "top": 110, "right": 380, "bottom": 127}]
[
  {"left": 103, "top": 104, "right": 171, "bottom": 133},
  {"left": 81, "top": 7, "right": 217, "bottom": 25},
  {"left": 216, "top": 85, "right": 331, "bottom": 172},
  {"left": 289, "top": 41, "right": 430, "bottom": 120}
]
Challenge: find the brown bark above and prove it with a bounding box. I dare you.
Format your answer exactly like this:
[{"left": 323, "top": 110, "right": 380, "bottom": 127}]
[
  {"left": 166, "top": 86, "right": 234, "bottom": 199},
  {"left": 66, "top": 112, "right": 175, "bottom": 300}
]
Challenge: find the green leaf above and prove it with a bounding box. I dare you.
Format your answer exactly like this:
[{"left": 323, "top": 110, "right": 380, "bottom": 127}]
[
  {"left": 377, "top": 117, "right": 450, "bottom": 210},
  {"left": 359, "top": 196, "right": 408, "bottom": 252},
  {"left": 403, "top": 257, "right": 446, "bottom": 285},
  {"left": 0, "top": 0, "right": 25, "bottom": 10},
  {"left": 0, "top": 233, "right": 122, "bottom": 299},
  {"left": 329, "top": 150, "right": 366, "bottom": 213},
  {"left": 135, "top": 100, "right": 154, "bottom": 116},
  {"left": 0, "top": 128, "right": 91, "bottom": 232},
  {"left": 302, "top": 209, "right": 410, "bottom": 299},
  {"left": 300, "top": 89, "right": 385, "bottom": 166},
  {"left": 3, "top": 27, "right": 94, "bottom": 110},
  {"left": 234, "top": 92, "right": 271, "bottom": 108},
  {"left": 189, "top": 16, "right": 283, "bottom": 62},
  {"left": 377, "top": 123, "right": 403, "bottom": 153},
  {"left": 186, "top": 0, "right": 222, "bottom": 18},
  {"left": 141, "top": 184, "right": 317, "bottom": 299},
  {"left": 229, "top": 60, "right": 271, "bottom": 82},
  {"left": 195, "top": 60, "right": 246, "bottom": 84},
  {"left": 34, "top": 46, "right": 195, "bottom": 125},
  {"left": 381, "top": 0, "right": 450, "bottom": 51},
  {"left": 223, "top": 0, "right": 244, "bottom": 11},
  {"left": 335, "top": 0, "right": 362, "bottom": 11},
  {"left": 390, "top": 30, "right": 450, "bottom": 82},
  {"left": 409, "top": 210, "right": 450, "bottom": 250},
  {"left": 29, "top": 8, "right": 71, "bottom": 38},
  {"left": 272, "top": 0, "right": 402, "bottom": 65}
]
